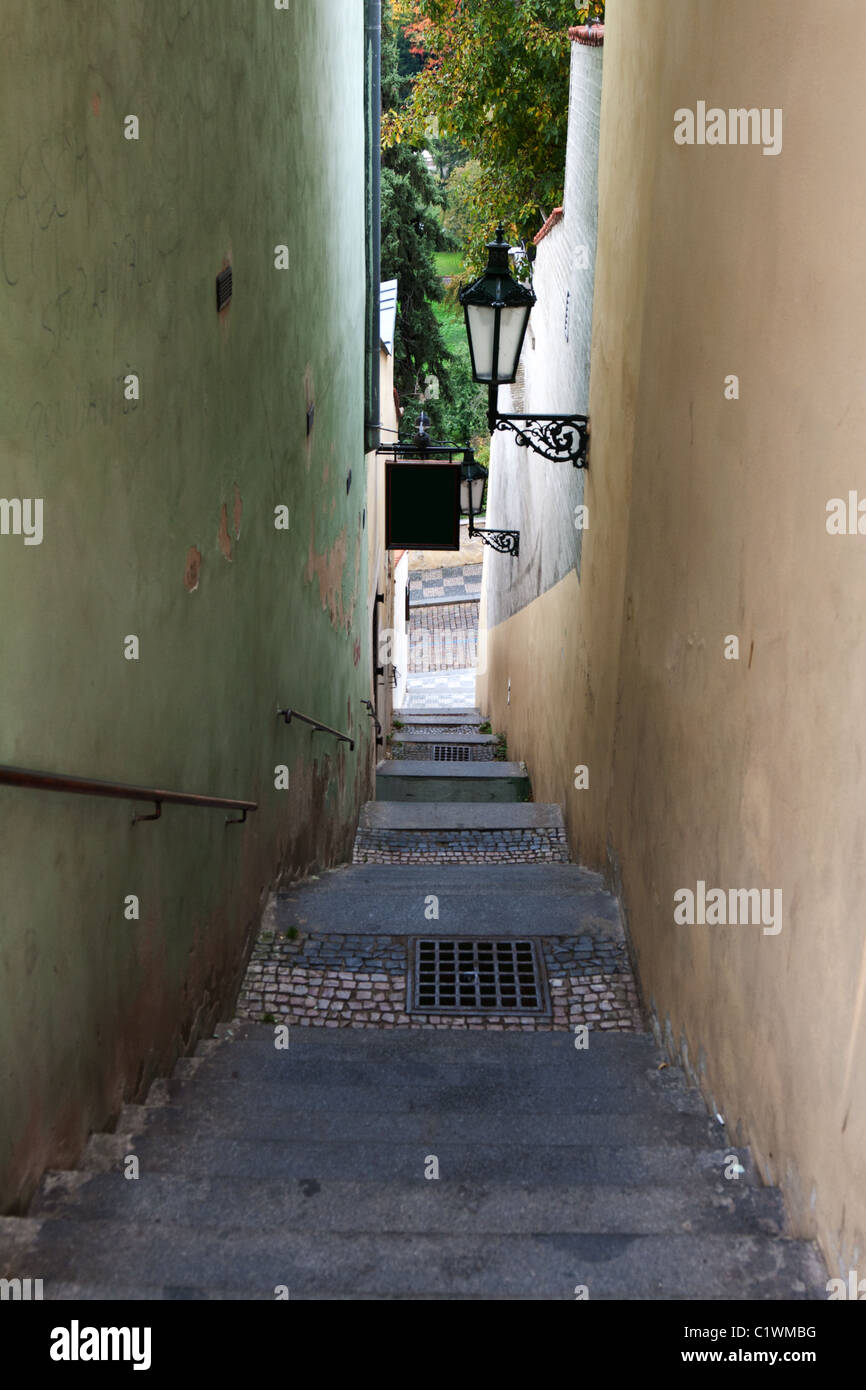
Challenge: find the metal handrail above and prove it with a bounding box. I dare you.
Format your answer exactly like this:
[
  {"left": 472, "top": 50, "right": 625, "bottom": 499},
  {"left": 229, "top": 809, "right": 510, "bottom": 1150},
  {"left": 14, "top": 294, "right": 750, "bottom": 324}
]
[
  {"left": 0, "top": 764, "right": 258, "bottom": 825},
  {"left": 277, "top": 708, "right": 355, "bottom": 751},
  {"left": 361, "top": 699, "right": 383, "bottom": 746}
]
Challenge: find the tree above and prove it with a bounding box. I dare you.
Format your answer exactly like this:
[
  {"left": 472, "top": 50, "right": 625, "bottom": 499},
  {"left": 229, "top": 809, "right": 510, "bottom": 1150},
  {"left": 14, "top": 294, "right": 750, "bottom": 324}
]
[
  {"left": 393, "top": 0, "right": 583, "bottom": 267},
  {"left": 381, "top": 0, "right": 454, "bottom": 433}
]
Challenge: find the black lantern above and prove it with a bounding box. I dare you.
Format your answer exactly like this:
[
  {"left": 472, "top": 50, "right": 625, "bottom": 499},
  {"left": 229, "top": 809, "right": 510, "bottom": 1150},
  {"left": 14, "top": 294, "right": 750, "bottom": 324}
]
[
  {"left": 459, "top": 451, "right": 488, "bottom": 517},
  {"left": 460, "top": 226, "right": 536, "bottom": 386},
  {"left": 459, "top": 223, "right": 590, "bottom": 467},
  {"left": 459, "top": 449, "right": 519, "bottom": 558}
]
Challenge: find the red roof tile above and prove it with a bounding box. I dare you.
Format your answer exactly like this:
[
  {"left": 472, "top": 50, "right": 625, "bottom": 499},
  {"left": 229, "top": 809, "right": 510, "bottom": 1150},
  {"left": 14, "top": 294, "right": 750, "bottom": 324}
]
[
  {"left": 568, "top": 23, "right": 605, "bottom": 46},
  {"left": 534, "top": 208, "right": 564, "bottom": 246}
]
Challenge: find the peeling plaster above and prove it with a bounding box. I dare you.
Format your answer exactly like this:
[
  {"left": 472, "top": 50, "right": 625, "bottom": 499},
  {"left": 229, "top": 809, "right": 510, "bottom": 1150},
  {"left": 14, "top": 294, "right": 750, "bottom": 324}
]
[
  {"left": 184, "top": 546, "right": 202, "bottom": 592},
  {"left": 218, "top": 503, "right": 232, "bottom": 561},
  {"left": 305, "top": 520, "right": 356, "bottom": 632}
]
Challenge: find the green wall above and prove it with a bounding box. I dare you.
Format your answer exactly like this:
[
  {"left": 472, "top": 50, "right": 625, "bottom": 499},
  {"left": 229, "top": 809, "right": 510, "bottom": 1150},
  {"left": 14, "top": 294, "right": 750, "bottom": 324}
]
[{"left": 0, "top": 0, "right": 373, "bottom": 1210}]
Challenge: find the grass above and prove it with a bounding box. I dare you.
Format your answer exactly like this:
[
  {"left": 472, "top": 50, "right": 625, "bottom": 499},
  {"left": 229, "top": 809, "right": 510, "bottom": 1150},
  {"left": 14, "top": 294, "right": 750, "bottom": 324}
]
[{"left": 435, "top": 251, "right": 464, "bottom": 278}]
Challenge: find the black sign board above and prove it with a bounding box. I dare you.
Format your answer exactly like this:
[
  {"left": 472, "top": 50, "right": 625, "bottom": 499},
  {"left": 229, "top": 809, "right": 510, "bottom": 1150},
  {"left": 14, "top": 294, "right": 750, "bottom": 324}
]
[{"left": 385, "top": 459, "right": 461, "bottom": 550}]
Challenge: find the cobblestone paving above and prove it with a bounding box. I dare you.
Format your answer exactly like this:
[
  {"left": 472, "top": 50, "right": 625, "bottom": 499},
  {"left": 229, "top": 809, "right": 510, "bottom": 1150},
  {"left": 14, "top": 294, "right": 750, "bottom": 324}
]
[
  {"left": 393, "top": 723, "right": 481, "bottom": 736},
  {"left": 400, "top": 668, "right": 477, "bottom": 710},
  {"left": 410, "top": 564, "right": 482, "bottom": 604},
  {"left": 237, "top": 932, "right": 643, "bottom": 1032},
  {"left": 408, "top": 602, "right": 479, "bottom": 672},
  {"left": 353, "top": 827, "right": 569, "bottom": 864}
]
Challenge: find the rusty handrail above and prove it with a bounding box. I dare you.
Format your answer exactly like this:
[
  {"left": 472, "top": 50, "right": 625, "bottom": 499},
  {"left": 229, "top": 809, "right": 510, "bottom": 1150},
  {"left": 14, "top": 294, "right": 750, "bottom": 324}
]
[
  {"left": 0, "top": 764, "right": 258, "bottom": 825},
  {"left": 277, "top": 708, "right": 355, "bottom": 751}
]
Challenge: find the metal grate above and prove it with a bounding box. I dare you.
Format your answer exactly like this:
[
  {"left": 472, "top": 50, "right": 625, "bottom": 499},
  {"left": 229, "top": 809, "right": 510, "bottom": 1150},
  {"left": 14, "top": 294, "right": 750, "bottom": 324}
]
[
  {"left": 432, "top": 744, "right": 471, "bottom": 762},
  {"left": 408, "top": 938, "right": 550, "bottom": 1016}
]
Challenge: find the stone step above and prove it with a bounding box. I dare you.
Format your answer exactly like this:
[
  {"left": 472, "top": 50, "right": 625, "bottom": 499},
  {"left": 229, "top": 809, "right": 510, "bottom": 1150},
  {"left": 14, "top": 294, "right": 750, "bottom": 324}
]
[
  {"left": 36, "top": 1133, "right": 758, "bottom": 1187},
  {"left": 376, "top": 760, "right": 530, "bottom": 803},
  {"left": 30, "top": 1172, "right": 787, "bottom": 1237},
  {"left": 0, "top": 1221, "right": 825, "bottom": 1299},
  {"left": 215, "top": 1022, "right": 653, "bottom": 1056},
  {"left": 394, "top": 708, "right": 481, "bottom": 720},
  {"left": 394, "top": 715, "right": 484, "bottom": 731},
  {"left": 77, "top": 1099, "right": 729, "bottom": 1154},
  {"left": 358, "top": 803, "right": 564, "bottom": 831},
  {"left": 352, "top": 801, "right": 570, "bottom": 864},
  {"left": 391, "top": 733, "right": 498, "bottom": 762},
  {"left": 136, "top": 1071, "right": 709, "bottom": 1122},
  {"left": 272, "top": 863, "right": 622, "bottom": 937},
  {"left": 353, "top": 829, "right": 568, "bottom": 865}
]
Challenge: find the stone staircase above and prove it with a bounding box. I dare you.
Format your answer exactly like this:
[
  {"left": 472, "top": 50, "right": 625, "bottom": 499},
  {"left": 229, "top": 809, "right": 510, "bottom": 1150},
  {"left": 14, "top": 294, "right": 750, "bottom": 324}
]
[
  {"left": 0, "top": 706, "right": 828, "bottom": 1299},
  {"left": 0, "top": 1028, "right": 825, "bottom": 1299},
  {"left": 356, "top": 708, "right": 568, "bottom": 864}
]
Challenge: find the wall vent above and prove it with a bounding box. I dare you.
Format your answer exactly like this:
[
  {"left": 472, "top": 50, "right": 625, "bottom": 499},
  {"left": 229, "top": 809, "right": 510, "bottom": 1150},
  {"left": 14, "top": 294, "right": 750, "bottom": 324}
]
[{"left": 216, "top": 266, "right": 233, "bottom": 312}]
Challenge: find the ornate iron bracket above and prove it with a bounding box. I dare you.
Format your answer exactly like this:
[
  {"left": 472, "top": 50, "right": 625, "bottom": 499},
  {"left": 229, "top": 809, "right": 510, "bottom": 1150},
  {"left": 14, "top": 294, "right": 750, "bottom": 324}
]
[
  {"left": 468, "top": 521, "right": 520, "bottom": 557},
  {"left": 492, "top": 413, "right": 589, "bottom": 468}
]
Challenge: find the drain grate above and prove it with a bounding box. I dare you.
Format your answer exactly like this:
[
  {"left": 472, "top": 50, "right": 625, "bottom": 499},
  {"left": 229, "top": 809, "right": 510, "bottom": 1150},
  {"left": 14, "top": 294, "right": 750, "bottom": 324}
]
[
  {"left": 408, "top": 938, "right": 550, "bottom": 1015},
  {"left": 432, "top": 744, "right": 471, "bottom": 762}
]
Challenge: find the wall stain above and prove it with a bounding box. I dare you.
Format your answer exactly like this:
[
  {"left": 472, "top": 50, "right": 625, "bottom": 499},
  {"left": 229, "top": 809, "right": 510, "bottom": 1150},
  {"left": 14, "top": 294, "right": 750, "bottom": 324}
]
[
  {"left": 305, "top": 520, "right": 356, "bottom": 631},
  {"left": 218, "top": 503, "right": 232, "bottom": 561},
  {"left": 184, "top": 545, "right": 202, "bottom": 592}
]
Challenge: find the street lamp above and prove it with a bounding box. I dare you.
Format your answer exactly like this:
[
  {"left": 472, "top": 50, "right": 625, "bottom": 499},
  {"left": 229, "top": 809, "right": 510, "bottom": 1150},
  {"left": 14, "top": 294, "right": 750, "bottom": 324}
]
[
  {"left": 459, "top": 225, "right": 589, "bottom": 467},
  {"left": 459, "top": 449, "right": 519, "bottom": 558}
]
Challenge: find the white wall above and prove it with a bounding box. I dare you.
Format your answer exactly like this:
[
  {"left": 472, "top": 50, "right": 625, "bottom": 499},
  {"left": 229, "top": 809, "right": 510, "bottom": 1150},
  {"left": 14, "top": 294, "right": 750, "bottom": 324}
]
[{"left": 481, "top": 37, "right": 603, "bottom": 637}]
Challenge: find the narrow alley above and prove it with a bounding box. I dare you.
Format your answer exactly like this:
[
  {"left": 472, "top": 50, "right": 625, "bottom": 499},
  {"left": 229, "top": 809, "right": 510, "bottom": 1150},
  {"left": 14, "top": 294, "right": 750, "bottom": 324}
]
[
  {"left": 1, "top": 0, "right": 864, "bottom": 1355},
  {"left": 0, "top": 699, "right": 826, "bottom": 1298}
]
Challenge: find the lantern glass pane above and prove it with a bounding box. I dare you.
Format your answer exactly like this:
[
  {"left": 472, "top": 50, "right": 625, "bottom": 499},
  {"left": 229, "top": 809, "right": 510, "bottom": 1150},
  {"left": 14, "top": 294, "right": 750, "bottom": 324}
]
[
  {"left": 495, "top": 305, "right": 531, "bottom": 383},
  {"left": 465, "top": 303, "right": 496, "bottom": 381}
]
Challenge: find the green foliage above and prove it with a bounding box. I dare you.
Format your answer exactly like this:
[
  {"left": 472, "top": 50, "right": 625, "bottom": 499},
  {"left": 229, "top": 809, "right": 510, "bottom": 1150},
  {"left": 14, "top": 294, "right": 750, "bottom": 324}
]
[
  {"left": 575, "top": 2, "right": 605, "bottom": 23},
  {"left": 441, "top": 159, "right": 483, "bottom": 256},
  {"left": 426, "top": 133, "right": 467, "bottom": 187},
  {"left": 381, "top": 0, "right": 454, "bottom": 431},
  {"left": 432, "top": 300, "right": 488, "bottom": 451},
  {"left": 403, "top": 0, "right": 578, "bottom": 268},
  {"left": 435, "top": 251, "right": 463, "bottom": 277}
]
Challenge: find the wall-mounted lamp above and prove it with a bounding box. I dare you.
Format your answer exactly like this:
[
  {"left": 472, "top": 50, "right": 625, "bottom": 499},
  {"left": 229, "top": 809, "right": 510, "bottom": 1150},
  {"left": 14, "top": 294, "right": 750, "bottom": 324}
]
[
  {"left": 459, "top": 225, "right": 589, "bottom": 467},
  {"left": 459, "top": 449, "right": 519, "bottom": 558}
]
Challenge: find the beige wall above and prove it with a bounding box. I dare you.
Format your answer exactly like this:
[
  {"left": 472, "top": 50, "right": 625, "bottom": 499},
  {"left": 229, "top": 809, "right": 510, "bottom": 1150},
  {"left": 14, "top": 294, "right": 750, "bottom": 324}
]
[{"left": 480, "top": 0, "right": 866, "bottom": 1276}]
